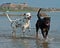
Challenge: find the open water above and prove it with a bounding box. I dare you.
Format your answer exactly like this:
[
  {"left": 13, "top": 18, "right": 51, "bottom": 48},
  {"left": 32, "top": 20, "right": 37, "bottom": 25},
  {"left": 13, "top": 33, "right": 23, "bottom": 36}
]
[{"left": 0, "top": 11, "right": 60, "bottom": 48}]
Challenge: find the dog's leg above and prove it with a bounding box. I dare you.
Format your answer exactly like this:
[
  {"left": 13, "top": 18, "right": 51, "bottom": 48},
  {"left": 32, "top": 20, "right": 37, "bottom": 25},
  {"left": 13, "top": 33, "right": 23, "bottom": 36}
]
[
  {"left": 36, "top": 23, "right": 39, "bottom": 39},
  {"left": 41, "top": 28, "right": 48, "bottom": 39},
  {"left": 27, "top": 26, "right": 31, "bottom": 32},
  {"left": 28, "top": 22, "right": 31, "bottom": 32},
  {"left": 12, "top": 26, "right": 16, "bottom": 38},
  {"left": 45, "top": 29, "right": 49, "bottom": 39},
  {"left": 22, "top": 26, "right": 26, "bottom": 37},
  {"left": 26, "top": 20, "right": 31, "bottom": 32},
  {"left": 41, "top": 29, "right": 45, "bottom": 39}
]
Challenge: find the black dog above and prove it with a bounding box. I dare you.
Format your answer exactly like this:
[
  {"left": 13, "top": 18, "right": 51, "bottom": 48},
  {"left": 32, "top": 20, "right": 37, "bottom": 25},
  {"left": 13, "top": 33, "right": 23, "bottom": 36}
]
[{"left": 36, "top": 8, "right": 51, "bottom": 39}]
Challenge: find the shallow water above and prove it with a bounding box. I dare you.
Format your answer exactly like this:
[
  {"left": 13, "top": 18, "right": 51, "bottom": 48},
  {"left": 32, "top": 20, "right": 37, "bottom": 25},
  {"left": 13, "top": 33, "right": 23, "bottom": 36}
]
[{"left": 0, "top": 12, "right": 60, "bottom": 48}]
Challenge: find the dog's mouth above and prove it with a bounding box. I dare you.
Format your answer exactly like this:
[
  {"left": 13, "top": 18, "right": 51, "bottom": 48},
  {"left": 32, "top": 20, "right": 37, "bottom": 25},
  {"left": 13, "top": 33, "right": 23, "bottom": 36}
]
[
  {"left": 45, "top": 22, "right": 50, "bottom": 26},
  {"left": 27, "top": 16, "right": 31, "bottom": 20}
]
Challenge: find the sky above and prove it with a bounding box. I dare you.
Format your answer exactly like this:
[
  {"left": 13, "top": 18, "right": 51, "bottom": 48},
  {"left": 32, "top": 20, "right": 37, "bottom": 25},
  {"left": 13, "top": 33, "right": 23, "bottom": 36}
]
[{"left": 0, "top": 0, "right": 60, "bottom": 8}]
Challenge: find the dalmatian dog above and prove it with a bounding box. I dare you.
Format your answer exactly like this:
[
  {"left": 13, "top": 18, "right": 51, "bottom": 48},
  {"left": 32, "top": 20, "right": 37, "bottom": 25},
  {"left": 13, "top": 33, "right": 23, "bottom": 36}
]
[{"left": 5, "top": 11, "right": 31, "bottom": 37}]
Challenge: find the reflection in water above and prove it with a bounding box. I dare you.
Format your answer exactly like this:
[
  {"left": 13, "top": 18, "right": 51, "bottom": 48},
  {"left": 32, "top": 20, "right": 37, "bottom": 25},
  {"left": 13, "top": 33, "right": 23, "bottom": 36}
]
[
  {"left": 36, "top": 34, "right": 40, "bottom": 48},
  {"left": 36, "top": 38, "right": 40, "bottom": 48},
  {"left": 21, "top": 39, "right": 29, "bottom": 48},
  {"left": 42, "top": 41, "right": 49, "bottom": 48},
  {"left": 12, "top": 38, "right": 29, "bottom": 48},
  {"left": 36, "top": 36, "right": 49, "bottom": 48}
]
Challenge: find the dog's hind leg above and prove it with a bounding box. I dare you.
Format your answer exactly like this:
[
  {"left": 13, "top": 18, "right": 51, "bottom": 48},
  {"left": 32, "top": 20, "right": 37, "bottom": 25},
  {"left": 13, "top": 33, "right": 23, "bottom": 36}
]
[
  {"left": 36, "top": 23, "right": 40, "bottom": 39},
  {"left": 22, "top": 26, "right": 26, "bottom": 37},
  {"left": 12, "top": 26, "right": 16, "bottom": 38}
]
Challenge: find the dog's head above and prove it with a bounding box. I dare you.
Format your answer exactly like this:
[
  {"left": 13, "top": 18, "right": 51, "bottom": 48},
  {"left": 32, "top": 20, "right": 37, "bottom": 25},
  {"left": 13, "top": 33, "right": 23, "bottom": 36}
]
[
  {"left": 25, "top": 13, "right": 31, "bottom": 20},
  {"left": 43, "top": 17, "right": 51, "bottom": 26}
]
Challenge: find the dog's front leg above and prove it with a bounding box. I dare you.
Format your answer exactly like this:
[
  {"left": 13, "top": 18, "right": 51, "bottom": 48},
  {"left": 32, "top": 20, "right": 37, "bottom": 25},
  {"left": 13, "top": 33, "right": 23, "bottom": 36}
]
[{"left": 28, "top": 26, "right": 31, "bottom": 32}]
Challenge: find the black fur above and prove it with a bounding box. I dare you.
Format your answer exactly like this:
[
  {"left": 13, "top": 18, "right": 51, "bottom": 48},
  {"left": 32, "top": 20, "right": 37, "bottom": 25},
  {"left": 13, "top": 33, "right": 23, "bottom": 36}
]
[{"left": 36, "top": 8, "right": 50, "bottom": 39}]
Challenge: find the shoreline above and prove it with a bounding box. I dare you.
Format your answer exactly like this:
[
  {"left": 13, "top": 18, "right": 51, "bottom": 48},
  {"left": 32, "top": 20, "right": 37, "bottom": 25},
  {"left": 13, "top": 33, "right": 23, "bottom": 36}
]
[{"left": 0, "top": 11, "right": 60, "bottom": 16}]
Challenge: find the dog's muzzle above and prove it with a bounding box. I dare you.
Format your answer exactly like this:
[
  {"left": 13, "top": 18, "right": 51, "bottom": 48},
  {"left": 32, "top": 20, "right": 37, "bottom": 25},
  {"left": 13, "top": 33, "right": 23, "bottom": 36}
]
[
  {"left": 26, "top": 16, "right": 31, "bottom": 20},
  {"left": 45, "top": 21, "right": 50, "bottom": 26}
]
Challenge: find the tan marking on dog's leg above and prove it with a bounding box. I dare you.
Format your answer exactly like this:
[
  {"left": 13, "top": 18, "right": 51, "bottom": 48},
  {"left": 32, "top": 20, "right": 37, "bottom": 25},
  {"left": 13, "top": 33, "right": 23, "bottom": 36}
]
[{"left": 43, "top": 28, "right": 46, "bottom": 32}]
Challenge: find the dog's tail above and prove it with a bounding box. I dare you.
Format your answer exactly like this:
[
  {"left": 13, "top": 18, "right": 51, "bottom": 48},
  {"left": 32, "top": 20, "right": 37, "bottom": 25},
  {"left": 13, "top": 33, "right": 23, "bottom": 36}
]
[
  {"left": 6, "top": 11, "right": 23, "bottom": 23},
  {"left": 6, "top": 13, "right": 13, "bottom": 23}
]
